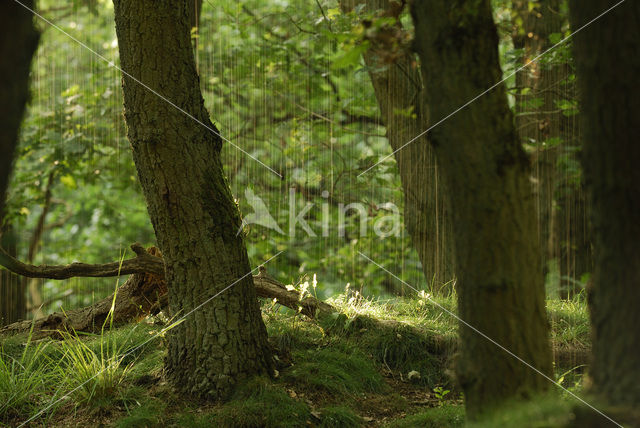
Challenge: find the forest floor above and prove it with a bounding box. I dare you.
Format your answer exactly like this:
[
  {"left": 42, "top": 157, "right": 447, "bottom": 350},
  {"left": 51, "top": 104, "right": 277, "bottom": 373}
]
[{"left": 0, "top": 295, "right": 591, "bottom": 427}]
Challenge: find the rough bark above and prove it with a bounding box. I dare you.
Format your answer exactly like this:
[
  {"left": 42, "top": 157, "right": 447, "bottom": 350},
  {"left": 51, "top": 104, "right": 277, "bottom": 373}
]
[
  {"left": 411, "top": 0, "right": 553, "bottom": 418},
  {"left": 569, "top": 0, "right": 640, "bottom": 408},
  {"left": 340, "top": 0, "right": 456, "bottom": 290},
  {"left": 112, "top": 0, "right": 273, "bottom": 399}
]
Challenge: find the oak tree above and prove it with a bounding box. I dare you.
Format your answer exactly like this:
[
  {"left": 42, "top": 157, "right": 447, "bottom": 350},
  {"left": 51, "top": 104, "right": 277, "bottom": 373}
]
[
  {"left": 411, "top": 0, "right": 553, "bottom": 418},
  {"left": 112, "top": 0, "right": 273, "bottom": 398}
]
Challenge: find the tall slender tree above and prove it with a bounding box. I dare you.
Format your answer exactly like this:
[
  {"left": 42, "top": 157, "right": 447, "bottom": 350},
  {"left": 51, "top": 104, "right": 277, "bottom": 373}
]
[
  {"left": 112, "top": 0, "right": 273, "bottom": 398},
  {"left": 340, "top": 0, "right": 455, "bottom": 289},
  {"left": 569, "top": 0, "right": 640, "bottom": 410},
  {"left": 411, "top": 0, "right": 553, "bottom": 418},
  {"left": 512, "top": 0, "right": 592, "bottom": 298},
  {"left": 511, "top": 0, "right": 562, "bottom": 280}
]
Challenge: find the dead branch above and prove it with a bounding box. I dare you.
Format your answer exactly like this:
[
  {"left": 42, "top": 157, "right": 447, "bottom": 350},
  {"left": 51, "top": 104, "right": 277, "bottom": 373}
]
[
  {"left": 0, "top": 242, "right": 165, "bottom": 279},
  {"left": 0, "top": 244, "right": 336, "bottom": 337},
  {"left": 253, "top": 266, "right": 335, "bottom": 318}
]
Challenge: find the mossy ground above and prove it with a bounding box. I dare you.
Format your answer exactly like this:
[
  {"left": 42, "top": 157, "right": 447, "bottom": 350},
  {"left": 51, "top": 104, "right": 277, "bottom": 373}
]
[{"left": 0, "top": 295, "right": 592, "bottom": 427}]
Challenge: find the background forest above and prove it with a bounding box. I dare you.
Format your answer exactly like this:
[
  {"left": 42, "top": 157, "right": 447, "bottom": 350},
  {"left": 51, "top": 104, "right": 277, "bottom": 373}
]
[
  {"left": 0, "top": 0, "right": 637, "bottom": 427},
  {"left": 2, "top": 0, "right": 585, "bottom": 318}
]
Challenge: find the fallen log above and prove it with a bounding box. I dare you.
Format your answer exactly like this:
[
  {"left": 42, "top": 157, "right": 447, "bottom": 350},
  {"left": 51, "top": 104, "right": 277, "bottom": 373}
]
[{"left": 0, "top": 244, "right": 335, "bottom": 338}]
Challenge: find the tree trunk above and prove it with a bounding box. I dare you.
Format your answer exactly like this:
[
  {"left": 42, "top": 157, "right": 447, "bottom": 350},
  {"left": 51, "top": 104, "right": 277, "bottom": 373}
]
[
  {"left": 188, "top": 0, "right": 203, "bottom": 30},
  {"left": 113, "top": 0, "right": 273, "bottom": 399},
  {"left": 512, "top": 0, "right": 562, "bottom": 282},
  {"left": 0, "top": 0, "right": 38, "bottom": 326},
  {"left": 556, "top": 186, "right": 593, "bottom": 298},
  {"left": 340, "top": 0, "right": 456, "bottom": 290},
  {"left": 569, "top": 0, "right": 640, "bottom": 409},
  {"left": 0, "top": 227, "right": 25, "bottom": 326},
  {"left": 512, "top": 0, "right": 593, "bottom": 299},
  {"left": 411, "top": 0, "right": 553, "bottom": 418},
  {"left": 0, "top": 0, "right": 40, "bottom": 218}
]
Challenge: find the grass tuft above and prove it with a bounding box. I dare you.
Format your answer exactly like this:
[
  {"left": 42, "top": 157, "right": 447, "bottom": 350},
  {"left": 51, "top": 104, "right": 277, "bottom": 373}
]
[
  {"left": 116, "top": 396, "right": 166, "bottom": 428},
  {"left": 0, "top": 333, "right": 61, "bottom": 423},
  {"left": 318, "top": 405, "right": 362, "bottom": 427},
  {"left": 283, "top": 347, "right": 384, "bottom": 397},
  {"left": 384, "top": 404, "right": 465, "bottom": 427},
  {"left": 183, "top": 376, "right": 312, "bottom": 428}
]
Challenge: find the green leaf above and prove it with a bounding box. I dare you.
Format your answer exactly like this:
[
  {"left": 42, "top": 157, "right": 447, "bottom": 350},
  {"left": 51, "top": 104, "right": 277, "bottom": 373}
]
[
  {"left": 332, "top": 41, "right": 369, "bottom": 70},
  {"left": 60, "top": 174, "right": 77, "bottom": 189}
]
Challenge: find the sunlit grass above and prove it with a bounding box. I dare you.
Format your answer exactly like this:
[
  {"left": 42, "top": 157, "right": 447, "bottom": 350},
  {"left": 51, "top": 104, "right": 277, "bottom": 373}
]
[
  {"left": 547, "top": 297, "right": 590, "bottom": 348},
  {"left": 0, "top": 289, "right": 591, "bottom": 426},
  {"left": 60, "top": 330, "right": 133, "bottom": 404},
  {"left": 327, "top": 290, "right": 458, "bottom": 338}
]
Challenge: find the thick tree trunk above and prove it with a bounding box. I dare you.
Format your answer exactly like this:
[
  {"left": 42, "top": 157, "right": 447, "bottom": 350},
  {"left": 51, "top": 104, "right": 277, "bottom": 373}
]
[
  {"left": 411, "top": 0, "right": 553, "bottom": 418},
  {"left": 113, "top": 0, "right": 273, "bottom": 399},
  {"left": 341, "top": 0, "right": 455, "bottom": 290},
  {"left": 0, "top": 0, "right": 40, "bottom": 217},
  {"left": 569, "top": 0, "right": 640, "bottom": 409}
]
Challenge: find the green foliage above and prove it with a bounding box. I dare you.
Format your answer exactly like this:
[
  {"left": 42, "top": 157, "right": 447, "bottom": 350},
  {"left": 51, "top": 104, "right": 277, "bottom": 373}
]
[
  {"left": 56, "top": 300, "right": 162, "bottom": 408},
  {"left": 361, "top": 324, "right": 449, "bottom": 388},
  {"left": 266, "top": 314, "right": 325, "bottom": 352},
  {"left": 323, "top": 293, "right": 457, "bottom": 388},
  {"left": 433, "top": 386, "right": 450, "bottom": 404},
  {"left": 3, "top": 2, "right": 597, "bottom": 425}
]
